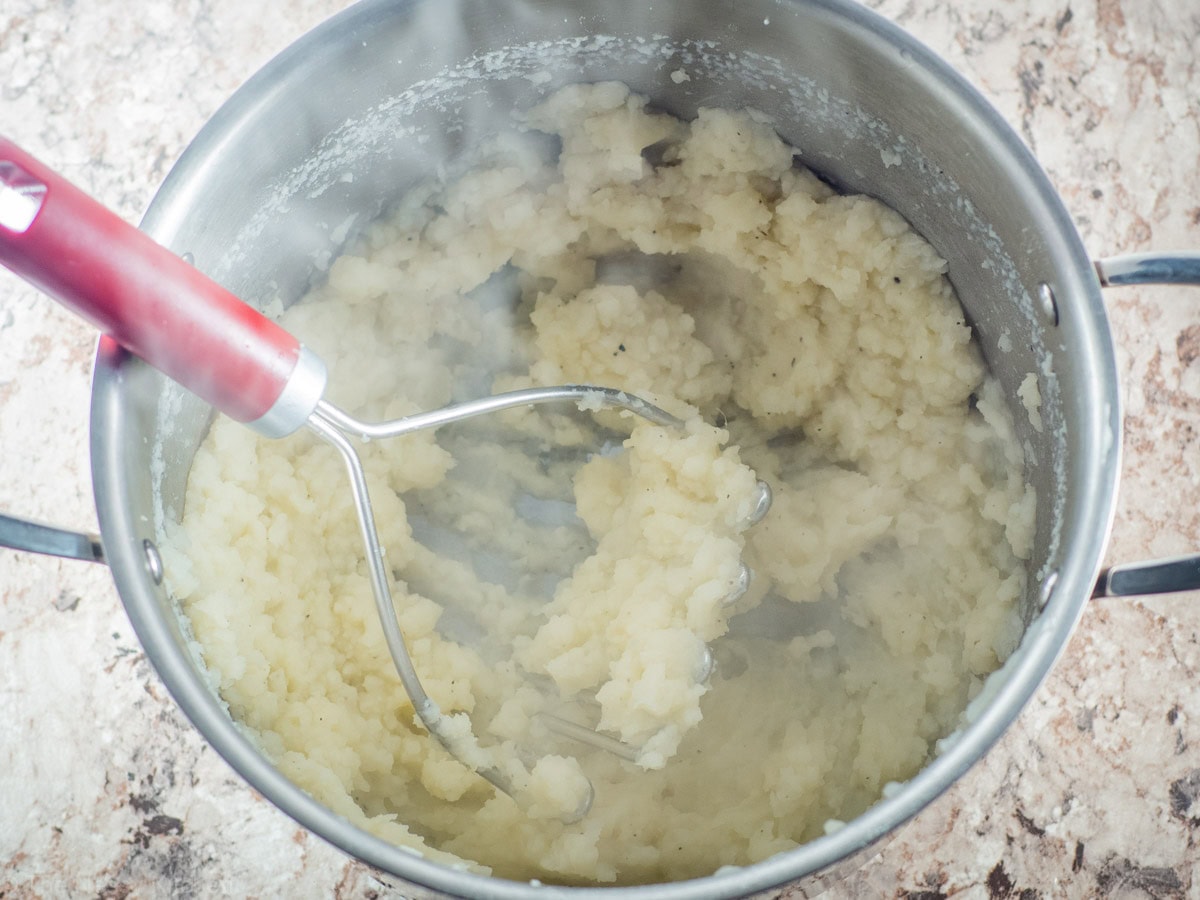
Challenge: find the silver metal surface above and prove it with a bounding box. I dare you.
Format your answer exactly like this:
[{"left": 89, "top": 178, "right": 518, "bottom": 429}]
[
  {"left": 1038, "top": 569, "right": 1059, "bottom": 609},
  {"left": 1090, "top": 258, "right": 1200, "bottom": 596},
  {"left": 315, "top": 385, "right": 681, "bottom": 441},
  {"left": 746, "top": 481, "right": 773, "bottom": 527},
  {"left": 1037, "top": 282, "right": 1059, "bottom": 326},
  {"left": 1095, "top": 252, "right": 1200, "bottom": 287},
  {"left": 143, "top": 539, "right": 164, "bottom": 584},
  {"left": 1094, "top": 554, "right": 1200, "bottom": 598},
  {"left": 246, "top": 344, "right": 328, "bottom": 438},
  {"left": 0, "top": 160, "right": 47, "bottom": 233},
  {"left": 305, "top": 403, "right": 539, "bottom": 807},
  {"left": 0, "top": 513, "right": 103, "bottom": 563},
  {"left": 83, "top": 0, "right": 1127, "bottom": 896},
  {"left": 538, "top": 713, "right": 642, "bottom": 763}
]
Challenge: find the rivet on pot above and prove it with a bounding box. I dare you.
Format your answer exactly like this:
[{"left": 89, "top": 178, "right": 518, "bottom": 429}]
[
  {"left": 1038, "top": 569, "right": 1059, "bottom": 608},
  {"left": 1037, "top": 283, "right": 1059, "bottom": 326},
  {"left": 181, "top": 252, "right": 195, "bottom": 266},
  {"left": 144, "top": 538, "right": 164, "bottom": 585}
]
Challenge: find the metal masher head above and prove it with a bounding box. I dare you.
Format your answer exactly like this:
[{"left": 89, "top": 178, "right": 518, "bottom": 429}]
[{"left": 306, "top": 385, "right": 771, "bottom": 819}]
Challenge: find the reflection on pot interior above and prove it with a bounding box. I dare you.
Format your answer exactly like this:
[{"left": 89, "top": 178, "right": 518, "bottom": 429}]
[{"left": 161, "top": 83, "right": 1035, "bottom": 884}]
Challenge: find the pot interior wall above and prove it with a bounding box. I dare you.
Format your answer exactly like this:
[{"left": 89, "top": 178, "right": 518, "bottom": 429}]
[{"left": 96, "top": 0, "right": 1116, "bottom": 894}]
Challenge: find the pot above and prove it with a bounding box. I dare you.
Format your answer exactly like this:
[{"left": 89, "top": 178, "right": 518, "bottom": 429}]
[{"left": 2, "top": 0, "right": 1198, "bottom": 896}]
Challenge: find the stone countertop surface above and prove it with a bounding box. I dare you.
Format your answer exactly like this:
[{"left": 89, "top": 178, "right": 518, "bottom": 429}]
[{"left": 1, "top": 0, "right": 1198, "bottom": 896}]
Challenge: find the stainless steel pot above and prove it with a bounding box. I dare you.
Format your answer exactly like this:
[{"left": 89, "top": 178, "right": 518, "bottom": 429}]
[{"left": 4, "top": 0, "right": 1199, "bottom": 896}]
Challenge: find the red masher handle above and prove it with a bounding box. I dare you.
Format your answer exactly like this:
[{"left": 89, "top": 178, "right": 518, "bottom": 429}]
[{"left": 0, "top": 137, "right": 325, "bottom": 435}]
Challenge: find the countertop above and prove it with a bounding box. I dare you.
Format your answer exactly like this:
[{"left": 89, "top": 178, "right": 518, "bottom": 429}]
[{"left": 2, "top": 0, "right": 1198, "bottom": 896}]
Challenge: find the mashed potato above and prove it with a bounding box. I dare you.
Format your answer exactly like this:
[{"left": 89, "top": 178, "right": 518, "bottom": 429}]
[{"left": 164, "top": 82, "right": 1035, "bottom": 884}]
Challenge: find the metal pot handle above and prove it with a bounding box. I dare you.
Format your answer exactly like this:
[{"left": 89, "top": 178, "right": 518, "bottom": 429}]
[
  {"left": 0, "top": 513, "right": 104, "bottom": 562},
  {"left": 1095, "top": 252, "right": 1200, "bottom": 288},
  {"left": 1092, "top": 251, "right": 1200, "bottom": 597}
]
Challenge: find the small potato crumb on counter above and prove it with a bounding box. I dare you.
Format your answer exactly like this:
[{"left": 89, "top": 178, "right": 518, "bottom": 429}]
[{"left": 163, "top": 82, "right": 1035, "bottom": 884}]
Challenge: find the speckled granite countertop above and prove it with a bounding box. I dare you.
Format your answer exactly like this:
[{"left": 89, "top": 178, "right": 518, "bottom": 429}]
[{"left": 1, "top": 0, "right": 1198, "bottom": 896}]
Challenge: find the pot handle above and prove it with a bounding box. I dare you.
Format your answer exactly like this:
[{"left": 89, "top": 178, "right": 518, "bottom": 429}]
[
  {"left": 1092, "top": 251, "right": 1200, "bottom": 597},
  {"left": 1094, "top": 252, "right": 1200, "bottom": 287},
  {"left": 0, "top": 513, "right": 104, "bottom": 563}
]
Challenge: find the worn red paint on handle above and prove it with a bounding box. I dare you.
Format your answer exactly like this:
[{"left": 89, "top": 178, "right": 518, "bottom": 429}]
[{"left": 0, "top": 137, "right": 299, "bottom": 424}]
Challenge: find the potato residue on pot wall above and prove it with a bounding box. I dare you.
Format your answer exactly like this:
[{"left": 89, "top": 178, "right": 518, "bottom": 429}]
[{"left": 162, "top": 83, "right": 1036, "bottom": 884}]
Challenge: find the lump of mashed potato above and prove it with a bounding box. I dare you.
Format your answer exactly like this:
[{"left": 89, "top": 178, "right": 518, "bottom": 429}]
[{"left": 163, "top": 81, "right": 1035, "bottom": 884}]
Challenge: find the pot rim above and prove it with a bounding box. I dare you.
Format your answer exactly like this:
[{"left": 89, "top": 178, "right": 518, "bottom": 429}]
[{"left": 90, "top": 0, "right": 1122, "bottom": 896}]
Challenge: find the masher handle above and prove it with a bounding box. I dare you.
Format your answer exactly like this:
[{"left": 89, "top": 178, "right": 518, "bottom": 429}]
[{"left": 0, "top": 137, "right": 325, "bottom": 437}]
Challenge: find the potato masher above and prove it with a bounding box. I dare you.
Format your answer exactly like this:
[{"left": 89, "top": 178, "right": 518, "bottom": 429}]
[{"left": 0, "top": 137, "right": 742, "bottom": 810}]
